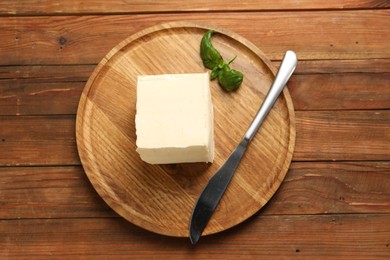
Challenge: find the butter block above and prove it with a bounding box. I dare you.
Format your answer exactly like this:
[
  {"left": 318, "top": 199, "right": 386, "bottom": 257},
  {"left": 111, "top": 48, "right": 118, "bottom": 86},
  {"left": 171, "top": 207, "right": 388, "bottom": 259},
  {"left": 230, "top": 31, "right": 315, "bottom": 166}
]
[{"left": 135, "top": 73, "right": 214, "bottom": 164}]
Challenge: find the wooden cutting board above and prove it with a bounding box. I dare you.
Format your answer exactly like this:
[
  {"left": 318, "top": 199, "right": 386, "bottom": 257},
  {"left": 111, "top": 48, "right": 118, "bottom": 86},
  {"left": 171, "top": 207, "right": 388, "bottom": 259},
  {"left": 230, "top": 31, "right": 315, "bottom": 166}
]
[{"left": 76, "top": 21, "right": 295, "bottom": 237}]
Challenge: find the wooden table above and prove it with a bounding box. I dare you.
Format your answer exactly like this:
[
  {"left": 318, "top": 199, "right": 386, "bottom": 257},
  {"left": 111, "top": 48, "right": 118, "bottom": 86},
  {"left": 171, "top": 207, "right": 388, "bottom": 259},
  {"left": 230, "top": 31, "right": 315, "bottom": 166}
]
[{"left": 1, "top": 1, "right": 389, "bottom": 259}]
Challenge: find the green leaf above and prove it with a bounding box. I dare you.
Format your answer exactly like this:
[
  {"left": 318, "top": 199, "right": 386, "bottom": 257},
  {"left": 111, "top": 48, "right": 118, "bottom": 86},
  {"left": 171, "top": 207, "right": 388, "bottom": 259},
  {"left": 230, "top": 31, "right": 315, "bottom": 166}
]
[
  {"left": 218, "top": 64, "right": 244, "bottom": 91},
  {"left": 200, "top": 30, "right": 223, "bottom": 70},
  {"left": 210, "top": 66, "right": 221, "bottom": 80},
  {"left": 200, "top": 30, "right": 244, "bottom": 91}
]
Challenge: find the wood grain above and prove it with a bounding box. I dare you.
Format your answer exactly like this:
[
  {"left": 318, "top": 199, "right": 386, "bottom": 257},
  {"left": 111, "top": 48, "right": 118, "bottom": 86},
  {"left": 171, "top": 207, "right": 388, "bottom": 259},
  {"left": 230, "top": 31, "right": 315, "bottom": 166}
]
[
  {"left": 266, "top": 161, "right": 390, "bottom": 215},
  {"left": 289, "top": 73, "right": 390, "bottom": 110},
  {"left": 0, "top": 115, "right": 79, "bottom": 166},
  {"left": 1, "top": 59, "right": 389, "bottom": 80},
  {"left": 0, "top": 162, "right": 389, "bottom": 220},
  {"left": 1, "top": 61, "right": 389, "bottom": 116},
  {"left": 1, "top": 0, "right": 389, "bottom": 15},
  {"left": 0, "top": 65, "right": 94, "bottom": 80},
  {"left": 0, "top": 214, "right": 389, "bottom": 259},
  {"left": 0, "top": 166, "right": 114, "bottom": 219},
  {"left": 291, "top": 59, "right": 390, "bottom": 74},
  {"left": 1, "top": 73, "right": 388, "bottom": 115},
  {"left": 0, "top": 80, "right": 84, "bottom": 115},
  {"left": 295, "top": 110, "right": 390, "bottom": 161},
  {"left": 1, "top": 110, "right": 389, "bottom": 166},
  {"left": 0, "top": 10, "right": 389, "bottom": 65},
  {"left": 76, "top": 22, "right": 295, "bottom": 237},
  {"left": 1, "top": 0, "right": 389, "bottom": 257}
]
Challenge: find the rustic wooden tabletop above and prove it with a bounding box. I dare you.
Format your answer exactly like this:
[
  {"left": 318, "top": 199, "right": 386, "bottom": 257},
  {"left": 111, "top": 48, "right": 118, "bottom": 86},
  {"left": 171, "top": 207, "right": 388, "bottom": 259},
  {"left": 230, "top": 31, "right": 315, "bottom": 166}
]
[{"left": 1, "top": 1, "right": 390, "bottom": 259}]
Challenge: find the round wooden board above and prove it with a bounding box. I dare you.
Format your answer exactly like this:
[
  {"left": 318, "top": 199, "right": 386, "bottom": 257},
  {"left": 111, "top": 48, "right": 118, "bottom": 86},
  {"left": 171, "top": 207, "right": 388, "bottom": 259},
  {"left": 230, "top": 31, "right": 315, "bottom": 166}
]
[{"left": 76, "top": 22, "right": 295, "bottom": 237}]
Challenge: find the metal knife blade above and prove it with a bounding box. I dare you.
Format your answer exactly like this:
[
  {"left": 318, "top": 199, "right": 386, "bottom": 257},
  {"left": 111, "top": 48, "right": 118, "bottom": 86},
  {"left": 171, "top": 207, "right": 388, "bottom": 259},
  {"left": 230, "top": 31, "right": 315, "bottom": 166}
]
[{"left": 189, "top": 50, "right": 297, "bottom": 244}]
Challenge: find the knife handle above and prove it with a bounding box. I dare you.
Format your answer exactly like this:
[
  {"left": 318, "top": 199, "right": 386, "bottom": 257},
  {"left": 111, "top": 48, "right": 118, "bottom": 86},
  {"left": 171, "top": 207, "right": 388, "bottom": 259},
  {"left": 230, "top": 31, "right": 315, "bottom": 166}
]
[{"left": 244, "top": 50, "right": 297, "bottom": 142}]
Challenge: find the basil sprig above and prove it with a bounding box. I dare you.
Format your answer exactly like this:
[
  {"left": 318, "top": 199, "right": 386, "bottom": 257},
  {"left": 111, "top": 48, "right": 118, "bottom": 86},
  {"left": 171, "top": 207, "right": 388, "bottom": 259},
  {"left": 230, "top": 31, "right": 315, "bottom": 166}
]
[{"left": 200, "top": 30, "right": 244, "bottom": 91}]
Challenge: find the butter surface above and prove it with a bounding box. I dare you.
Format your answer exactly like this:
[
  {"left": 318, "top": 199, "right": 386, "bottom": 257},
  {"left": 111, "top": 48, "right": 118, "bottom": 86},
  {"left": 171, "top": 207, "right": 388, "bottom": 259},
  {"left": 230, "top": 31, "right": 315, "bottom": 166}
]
[{"left": 136, "top": 73, "right": 214, "bottom": 164}]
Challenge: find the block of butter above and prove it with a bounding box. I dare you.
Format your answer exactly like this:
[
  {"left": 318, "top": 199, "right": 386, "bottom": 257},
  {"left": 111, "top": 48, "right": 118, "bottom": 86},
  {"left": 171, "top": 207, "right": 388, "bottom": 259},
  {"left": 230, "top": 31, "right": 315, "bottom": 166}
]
[{"left": 135, "top": 73, "right": 214, "bottom": 164}]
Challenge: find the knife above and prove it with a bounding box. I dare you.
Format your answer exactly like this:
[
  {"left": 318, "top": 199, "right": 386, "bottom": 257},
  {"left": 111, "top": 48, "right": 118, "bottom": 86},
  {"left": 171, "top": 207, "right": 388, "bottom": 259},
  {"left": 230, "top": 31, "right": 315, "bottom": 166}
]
[{"left": 189, "top": 50, "right": 298, "bottom": 244}]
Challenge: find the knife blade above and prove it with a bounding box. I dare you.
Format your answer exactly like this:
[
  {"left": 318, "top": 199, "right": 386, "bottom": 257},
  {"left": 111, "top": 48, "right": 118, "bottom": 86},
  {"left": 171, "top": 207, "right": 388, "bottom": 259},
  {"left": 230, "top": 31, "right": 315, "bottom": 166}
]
[{"left": 189, "top": 50, "right": 297, "bottom": 244}]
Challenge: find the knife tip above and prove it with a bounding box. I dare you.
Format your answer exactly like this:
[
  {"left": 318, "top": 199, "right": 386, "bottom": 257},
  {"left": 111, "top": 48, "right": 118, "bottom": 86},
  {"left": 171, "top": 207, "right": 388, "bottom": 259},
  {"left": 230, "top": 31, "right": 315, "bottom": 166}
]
[
  {"left": 189, "top": 223, "right": 202, "bottom": 244},
  {"left": 189, "top": 232, "right": 201, "bottom": 245}
]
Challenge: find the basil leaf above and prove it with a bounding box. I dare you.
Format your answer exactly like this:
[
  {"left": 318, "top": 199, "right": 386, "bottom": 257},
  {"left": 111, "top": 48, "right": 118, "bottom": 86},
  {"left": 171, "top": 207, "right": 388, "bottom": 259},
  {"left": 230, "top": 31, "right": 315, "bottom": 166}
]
[
  {"left": 200, "top": 30, "right": 223, "bottom": 70},
  {"left": 210, "top": 66, "right": 221, "bottom": 80},
  {"left": 218, "top": 64, "right": 244, "bottom": 91},
  {"left": 200, "top": 30, "right": 244, "bottom": 91}
]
